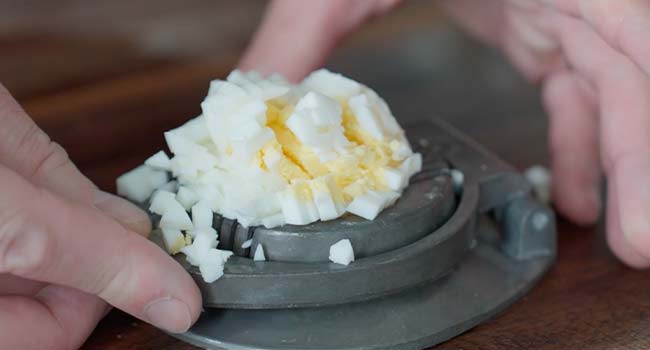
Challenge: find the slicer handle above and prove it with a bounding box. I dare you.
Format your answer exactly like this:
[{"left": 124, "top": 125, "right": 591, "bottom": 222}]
[{"left": 500, "top": 195, "right": 556, "bottom": 260}]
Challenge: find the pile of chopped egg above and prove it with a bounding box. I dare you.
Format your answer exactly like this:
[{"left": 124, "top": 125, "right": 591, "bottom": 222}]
[{"left": 117, "top": 69, "right": 421, "bottom": 282}]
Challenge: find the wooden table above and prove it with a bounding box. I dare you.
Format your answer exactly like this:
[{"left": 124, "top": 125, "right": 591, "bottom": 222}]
[{"left": 3, "top": 1, "right": 650, "bottom": 349}]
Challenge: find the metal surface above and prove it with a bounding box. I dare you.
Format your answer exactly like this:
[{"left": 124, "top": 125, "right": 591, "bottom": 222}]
[
  {"left": 170, "top": 180, "right": 475, "bottom": 308},
  {"left": 173, "top": 215, "right": 553, "bottom": 350},
  {"left": 232, "top": 225, "right": 254, "bottom": 257},
  {"left": 500, "top": 196, "right": 556, "bottom": 260},
  {"left": 245, "top": 157, "right": 454, "bottom": 263},
  {"left": 146, "top": 119, "right": 555, "bottom": 349}
]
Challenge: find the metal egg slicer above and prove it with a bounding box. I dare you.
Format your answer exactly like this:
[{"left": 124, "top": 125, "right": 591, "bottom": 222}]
[{"left": 147, "top": 119, "right": 556, "bottom": 350}]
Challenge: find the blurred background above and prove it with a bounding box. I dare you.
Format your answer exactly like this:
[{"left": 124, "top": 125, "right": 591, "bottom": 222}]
[{"left": 0, "top": 0, "right": 549, "bottom": 192}]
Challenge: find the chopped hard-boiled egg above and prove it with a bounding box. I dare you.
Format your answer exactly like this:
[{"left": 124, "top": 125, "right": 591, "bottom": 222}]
[
  {"left": 329, "top": 239, "right": 355, "bottom": 266},
  {"left": 525, "top": 165, "right": 551, "bottom": 204},
  {"left": 253, "top": 244, "right": 266, "bottom": 261},
  {"left": 176, "top": 186, "right": 199, "bottom": 211},
  {"left": 145, "top": 151, "right": 171, "bottom": 171},
  {"left": 117, "top": 69, "right": 422, "bottom": 282},
  {"left": 117, "top": 165, "right": 168, "bottom": 203},
  {"left": 192, "top": 68, "right": 420, "bottom": 227},
  {"left": 191, "top": 201, "right": 213, "bottom": 229},
  {"left": 241, "top": 239, "right": 253, "bottom": 249},
  {"left": 158, "top": 198, "right": 193, "bottom": 231},
  {"left": 161, "top": 228, "right": 185, "bottom": 254},
  {"left": 199, "top": 248, "right": 234, "bottom": 283},
  {"left": 450, "top": 169, "right": 464, "bottom": 193}
]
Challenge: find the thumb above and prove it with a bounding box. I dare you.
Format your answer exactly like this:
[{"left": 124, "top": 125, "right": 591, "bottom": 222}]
[{"left": 0, "top": 164, "right": 201, "bottom": 333}]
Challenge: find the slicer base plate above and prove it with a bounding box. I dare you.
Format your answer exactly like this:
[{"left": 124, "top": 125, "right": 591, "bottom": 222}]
[{"left": 171, "top": 216, "right": 553, "bottom": 350}]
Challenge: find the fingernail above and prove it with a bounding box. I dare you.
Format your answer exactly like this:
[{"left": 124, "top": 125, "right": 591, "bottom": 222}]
[
  {"left": 143, "top": 297, "right": 192, "bottom": 333},
  {"left": 93, "top": 190, "right": 151, "bottom": 235}
]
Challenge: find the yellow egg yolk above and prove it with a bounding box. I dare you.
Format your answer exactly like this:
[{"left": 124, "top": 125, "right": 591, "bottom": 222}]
[{"left": 259, "top": 99, "right": 403, "bottom": 204}]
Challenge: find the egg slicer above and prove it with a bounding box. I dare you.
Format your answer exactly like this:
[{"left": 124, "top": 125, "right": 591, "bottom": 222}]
[{"left": 150, "top": 119, "right": 556, "bottom": 350}]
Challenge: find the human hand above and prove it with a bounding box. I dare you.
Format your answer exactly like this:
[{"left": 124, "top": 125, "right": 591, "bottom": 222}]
[
  {"left": 239, "top": 0, "right": 403, "bottom": 82},
  {"left": 0, "top": 85, "right": 201, "bottom": 349},
  {"left": 239, "top": 0, "right": 650, "bottom": 267},
  {"left": 434, "top": 0, "right": 650, "bottom": 268}
]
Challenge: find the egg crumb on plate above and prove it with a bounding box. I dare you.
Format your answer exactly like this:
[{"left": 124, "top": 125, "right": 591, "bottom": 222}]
[
  {"left": 117, "top": 69, "right": 422, "bottom": 282},
  {"left": 329, "top": 239, "right": 355, "bottom": 266}
]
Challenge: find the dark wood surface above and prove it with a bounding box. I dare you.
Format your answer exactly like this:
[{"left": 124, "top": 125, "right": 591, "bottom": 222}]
[{"left": 3, "top": 1, "right": 650, "bottom": 349}]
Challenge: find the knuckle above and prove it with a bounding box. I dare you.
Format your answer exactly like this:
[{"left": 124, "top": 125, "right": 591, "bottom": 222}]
[
  {"left": 8, "top": 118, "right": 73, "bottom": 182},
  {"left": 30, "top": 140, "right": 72, "bottom": 180},
  {"left": 12, "top": 118, "right": 49, "bottom": 156},
  {"left": 0, "top": 88, "right": 74, "bottom": 184},
  {"left": 0, "top": 202, "right": 54, "bottom": 276}
]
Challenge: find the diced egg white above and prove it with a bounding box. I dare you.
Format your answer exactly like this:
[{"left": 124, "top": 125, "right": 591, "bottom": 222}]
[
  {"left": 191, "top": 201, "right": 213, "bottom": 229},
  {"left": 161, "top": 228, "right": 185, "bottom": 255},
  {"left": 278, "top": 184, "right": 320, "bottom": 225},
  {"left": 166, "top": 115, "right": 210, "bottom": 143},
  {"left": 145, "top": 151, "right": 171, "bottom": 171},
  {"left": 261, "top": 213, "right": 285, "bottom": 228},
  {"left": 149, "top": 190, "right": 178, "bottom": 215},
  {"left": 158, "top": 180, "right": 179, "bottom": 193},
  {"left": 241, "top": 239, "right": 253, "bottom": 249},
  {"left": 116, "top": 165, "right": 168, "bottom": 203},
  {"left": 253, "top": 244, "right": 266, "bottom": 261},
  {"left": 302, "top": 69, "right": 362, "bottom": 100},
  {"left": 159, "top": 198, "right": 193, "bottom": 231},
  {"left": 198, "top": 253, "right": 225, "bottom": 283},
  {"left": 309, "top": 176, "right": 345, "bottom": 221},
  {"left": 450, "top": 169, "right": 464, "bottom": 193},
  {"left": 186, "top": 227, "right": 218, "bottom": 242},
  {"left": 176, "top": 186, "right": 199, "bottom": 211},
  {"left": 164, "top": 132, "right": 207, "bottom": 156},
  {"left": 383, "top": 167, "right": 406, "bottom": 192},
  {"left": 524, "top": 165, "right": 551, "bottom": 204},
  {"left": 329, "top": 239, "right": 355, "bottom": 266},
  {"left": 181, "top": 228, "right": 218, "bottom": 266},
  {"left": 118, "top": 68, "right": 424, "bottom": 282},
  {"left": 346, "top": 190, "right": 400, "bottom": 220},
  {"left": 197, "top": 248, "right": 234, "bottom": 283},
  {"left": 348, "top": 94, "right": 385, "bottom": 141}
]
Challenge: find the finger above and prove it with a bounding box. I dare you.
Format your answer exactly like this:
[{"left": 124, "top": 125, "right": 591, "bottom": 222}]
[
  {"left": 0, "top": 85, "right": 150, "bottom": 235},
  {"left": 0, "top": 84, "right": 95, "bottom": 202},
  {"left": 540, "top": 0, "right": 650, "bottom": 75},
  {"left": 543, "top": 70, "right": 601, "bottom": 225},
  {"left": 550, "top": 16, "right": 650, "bottom": 262},
  {"left": 238, "top": 0, "right": 403, "bottom": 81},
  {"left": 0, "top": 273, "right": 44, "bottom": 296},
  {"left": 500, "top": 4, "right": 564, "bottom": 81},
  {"left": 0, "top": 286, "right": 106, "bottom": 350},
  {"left": 0, "top": 165, "right": 201, "bottom": 333},
  {"left": 437, "top": 0, "right": 505, "bottom": 47},
  {"left": 93, "top": 190, "right": 151, "bottom": 236},
  {"left": 500, "top": 17, "right": 563, "bottom": 81},
  {"left": 605, "top": 177, "right": 650, "bottom": 268}
]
